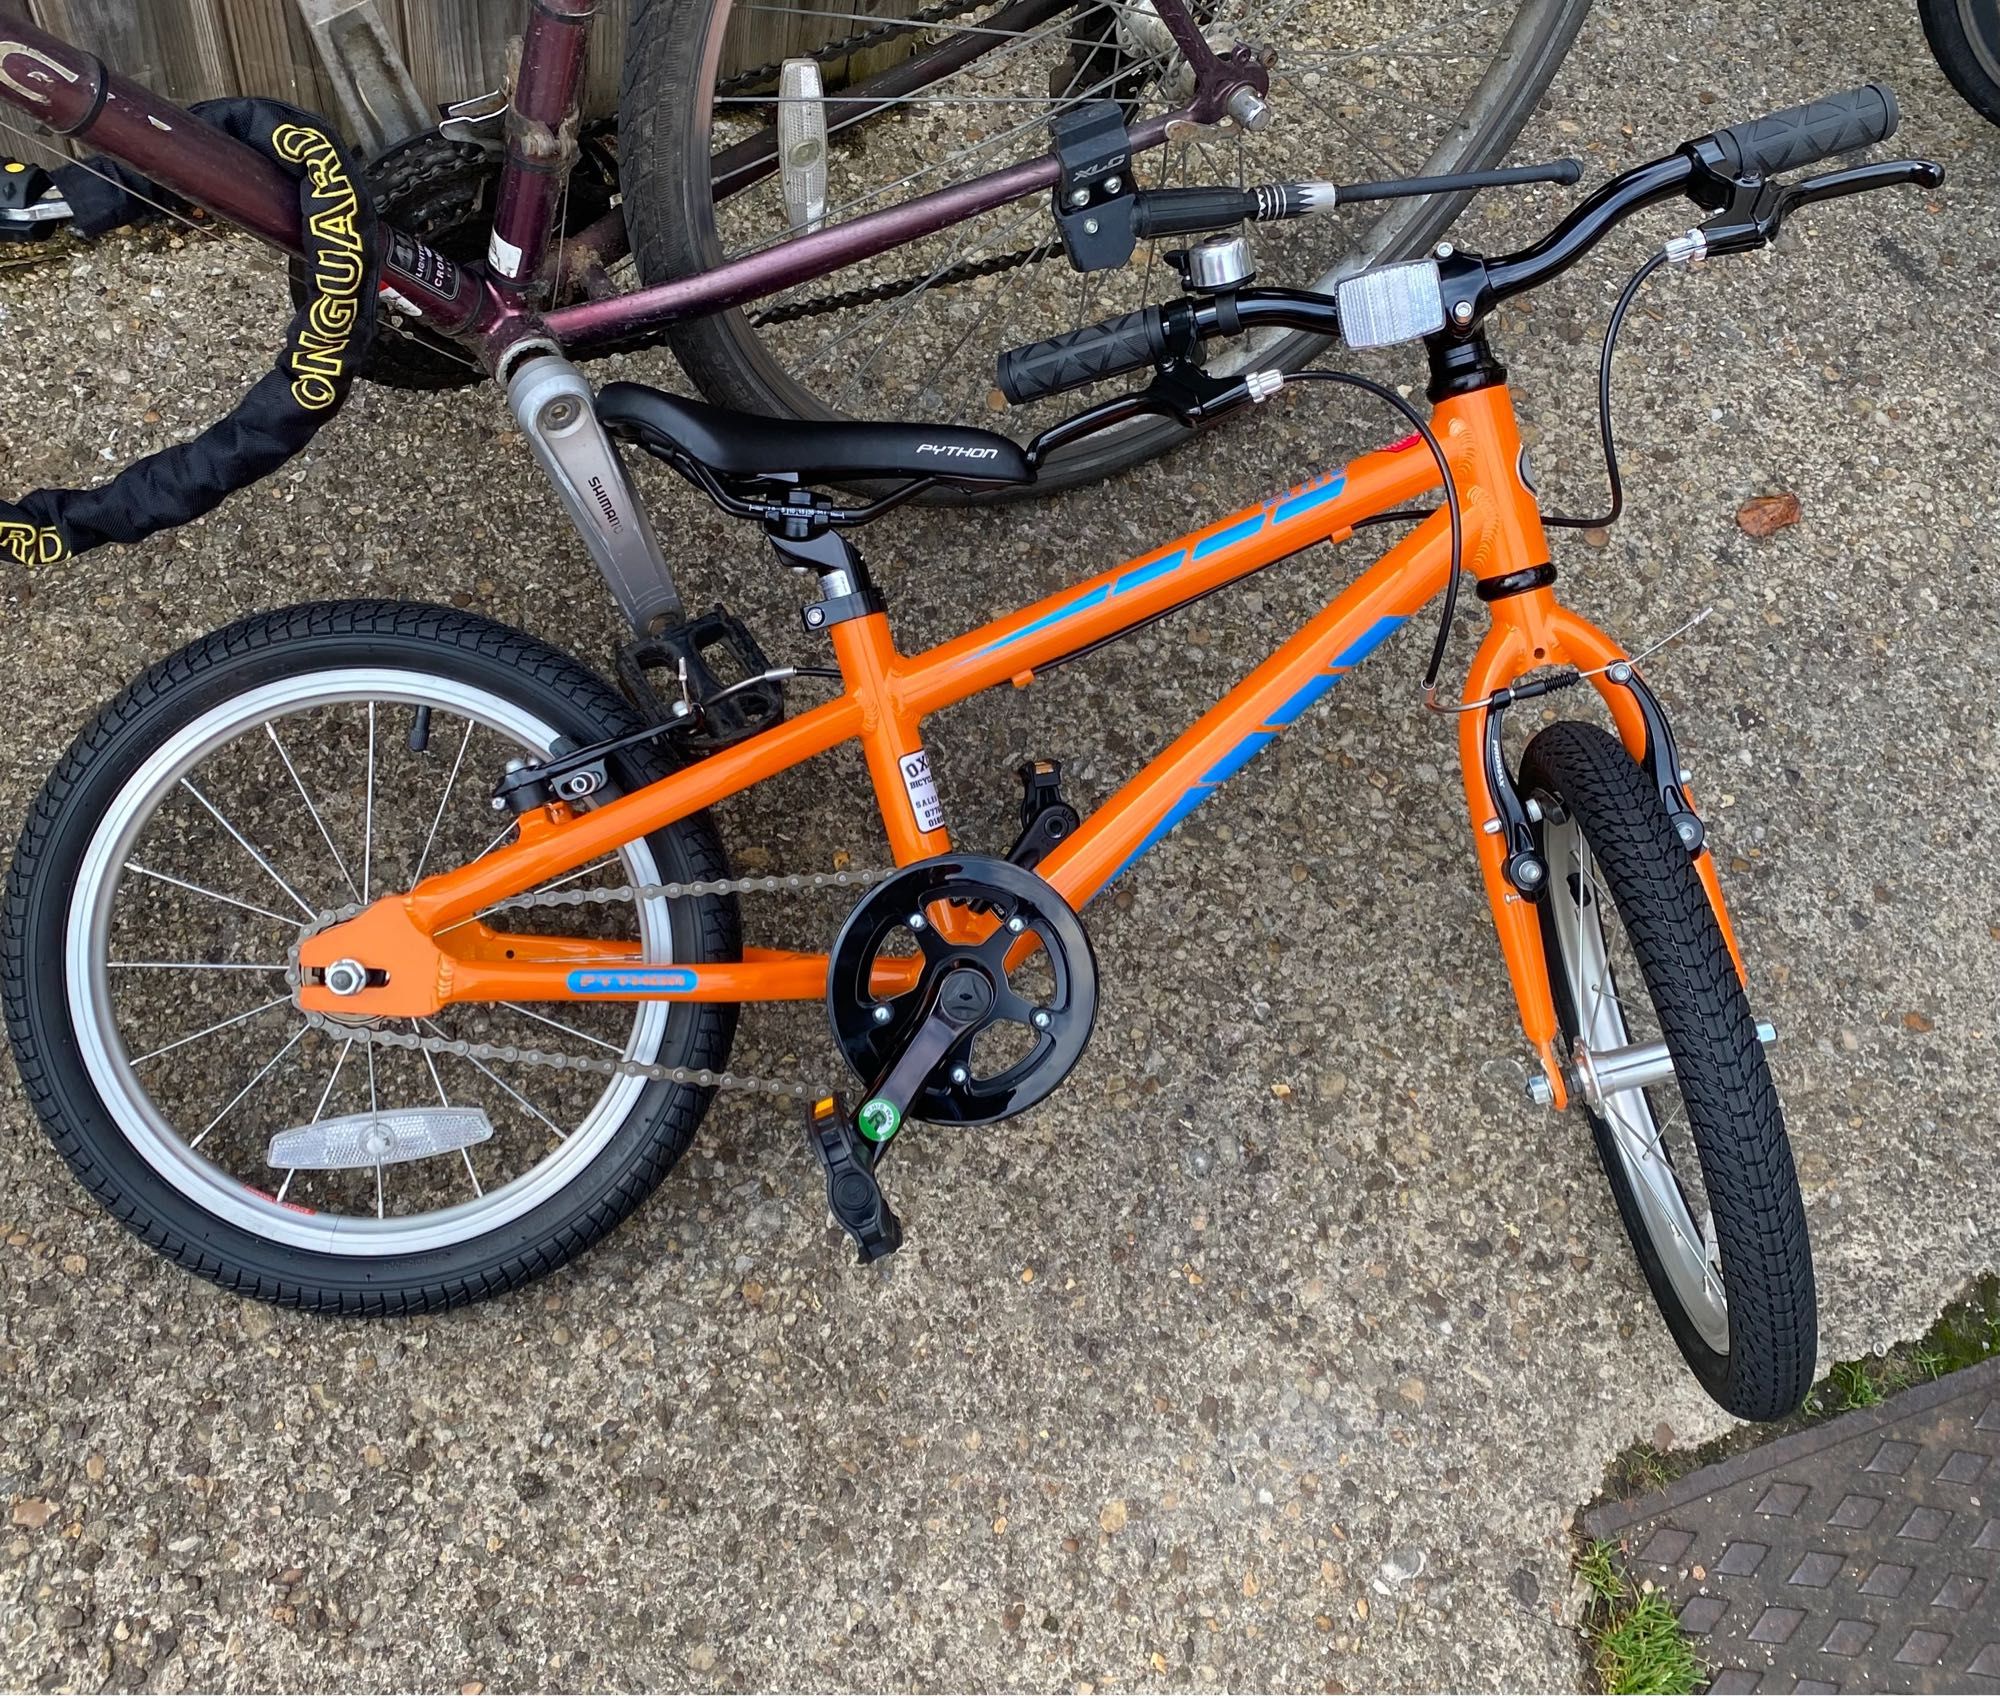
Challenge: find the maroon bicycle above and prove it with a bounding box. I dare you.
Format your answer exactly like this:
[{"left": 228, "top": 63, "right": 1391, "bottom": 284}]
[{"left": 0, "top": 0, "right": 1584, "bottom": 490}]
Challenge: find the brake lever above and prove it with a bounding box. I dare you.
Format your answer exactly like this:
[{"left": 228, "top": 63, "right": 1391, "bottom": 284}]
[
  {"left": 1682, "top": 158, "right": 1945, "bottom": 260},
  {"left": 1774, "top": 158, "right": 1945, "bottom": 215}
]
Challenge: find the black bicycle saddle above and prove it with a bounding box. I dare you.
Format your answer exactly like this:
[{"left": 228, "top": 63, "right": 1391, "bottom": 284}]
[{"left": 596, "top": 383, "right": 1032, "bottom": 487}]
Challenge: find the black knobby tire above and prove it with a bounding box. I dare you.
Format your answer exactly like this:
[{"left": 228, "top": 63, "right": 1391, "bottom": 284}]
[
  {"left": 1921, "top": 0, "right": 2000, "bottom": 127},
  {"left": 3, "top": 601, "right": 740, "bottom": 1313},
  {"left": 1520, "top": 721, "right": 1814, "bottom": 1420},
  {"left": 616, "top": 0, "right": 1590, "bottom": 497}
]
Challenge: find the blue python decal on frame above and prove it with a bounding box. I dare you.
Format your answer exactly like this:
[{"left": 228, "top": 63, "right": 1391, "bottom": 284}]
[
  {"left": 980, "top": 470, "right": 1350, "bottom": 656},
  {"left": 566, "top": 967, "right": 699, "bottom": 994}
]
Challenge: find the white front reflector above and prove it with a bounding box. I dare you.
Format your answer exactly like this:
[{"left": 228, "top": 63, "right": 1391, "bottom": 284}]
[
  {"left": 268, "top": 1106, "right": 494, "bottom": 1171},
  {"left": 1336, "top": 259, "right": 1448, "bottom": 350},
  {"left": 778, "top": 59, "right": 829, "bottom": 234}
]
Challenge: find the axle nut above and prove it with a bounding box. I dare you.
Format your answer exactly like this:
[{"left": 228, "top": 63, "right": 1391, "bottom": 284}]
[{"left": 323, "top": 958, "right": 369, "bottom": 998}]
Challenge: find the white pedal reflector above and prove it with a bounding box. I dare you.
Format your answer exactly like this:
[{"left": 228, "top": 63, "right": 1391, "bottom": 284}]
[
  {"left": 778, "top": 58, "right": 829, "bottom": 234},
  {"left": 1336, "top": 259, "right": 1447, "bottom": 350},
  {"left": 268, "top": 1106, "right": 493, "bottom": 1172}
]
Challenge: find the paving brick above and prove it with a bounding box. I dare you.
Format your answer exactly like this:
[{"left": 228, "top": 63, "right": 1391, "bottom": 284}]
[{"left": 1586, "top": 1360, "right": 2000, "bottom": 1694}]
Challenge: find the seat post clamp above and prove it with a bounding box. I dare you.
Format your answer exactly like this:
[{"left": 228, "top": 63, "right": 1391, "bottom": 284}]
[{"left": 801, "top": 583, "right": 886, "bottom": 632}]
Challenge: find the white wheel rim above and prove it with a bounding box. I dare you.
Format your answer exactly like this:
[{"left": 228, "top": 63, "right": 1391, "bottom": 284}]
[{"left": 65, "top": 668, "right": 673, "bottom": 1257}]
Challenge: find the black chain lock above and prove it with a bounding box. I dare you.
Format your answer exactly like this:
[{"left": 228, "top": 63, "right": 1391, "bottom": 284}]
[{"left": 0, "top": 99, "right": 378, "bottom": 570}]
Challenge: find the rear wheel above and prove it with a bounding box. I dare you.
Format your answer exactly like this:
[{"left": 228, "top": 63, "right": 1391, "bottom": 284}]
[
  {"left": 2, "top": 602, "right": 739, "bottom": 1312},
  {"left": 618, "top": 0, "right": 1590, "bottom": 491},
  {"left": 1519, "top": 721, "right": 1814, "bottom": 1420}
]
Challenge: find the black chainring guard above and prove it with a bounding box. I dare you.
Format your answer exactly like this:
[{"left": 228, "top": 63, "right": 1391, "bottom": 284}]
[{"left": 826, "top": 855, "right": 1096, "bottom": 1126}]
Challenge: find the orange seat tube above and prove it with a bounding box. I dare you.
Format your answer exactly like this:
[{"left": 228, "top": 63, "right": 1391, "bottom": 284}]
[{"left": 830, "top": 611, "right": 952, "bottom": 864}]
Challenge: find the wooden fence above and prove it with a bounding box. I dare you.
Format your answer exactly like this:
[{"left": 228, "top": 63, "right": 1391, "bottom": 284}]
[
  {"left": 0, "top": 0, "right": 896, "bottom": 161},
  {"left": 6, "top": 1, "right": 631, "bottom": 128}
]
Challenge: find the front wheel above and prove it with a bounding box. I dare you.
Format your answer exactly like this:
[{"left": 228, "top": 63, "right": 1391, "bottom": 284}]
[
  {"left": 3, "top": 602, "right": 741, "bottom": 1312},
  {"left": 1920, "top": 0, "right": 2000, "bottom": 127},
  {"left": 1519, "top": 721, "right": 1814, "bottom": 1420}
]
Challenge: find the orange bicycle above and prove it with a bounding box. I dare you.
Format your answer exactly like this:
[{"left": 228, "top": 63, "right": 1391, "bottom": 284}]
[{"left": 3, "top": 87, "right": 1937, "bottom": 1418}]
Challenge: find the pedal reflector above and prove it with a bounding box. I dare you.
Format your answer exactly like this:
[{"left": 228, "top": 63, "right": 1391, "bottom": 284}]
[
  {"left": 1336, "top": 259, "right": 1447, "bottom": 350},
  {"left": 267, "top": 1106, "right": 494, "bottom": 1171},
  {"left": 778, "top": 59, "right": 829, "bottom": 234}
]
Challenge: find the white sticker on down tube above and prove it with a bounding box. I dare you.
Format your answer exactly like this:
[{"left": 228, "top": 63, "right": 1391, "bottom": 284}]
[
  {"left": 486, "top": 229, "right": 525, "bottom": 279},
  {"left": 899, "top": 750, "right": 945, "bottom": 834}
]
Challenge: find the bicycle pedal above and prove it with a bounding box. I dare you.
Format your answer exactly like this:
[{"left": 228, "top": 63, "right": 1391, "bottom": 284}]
[
  {"left": 1007, "top": 759, "right": 1080, "bottom": 871},
  {"left": 615, "top": 604, "right": 785, "bottom": 752},
  {"left": 0, "top": 161, "right": 70, "bottom": 245},
  {"left": 806, "top": 1096, "right": 903, "bottom": 1264}
]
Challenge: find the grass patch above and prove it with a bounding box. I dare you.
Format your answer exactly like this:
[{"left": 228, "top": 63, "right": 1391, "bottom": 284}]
[
  {"left": 1824, "top": 1358, "right": 1884, "bottom": 1412},
  {"left": 1597, "top": 1272, "right": 2000, "bottom": 1504},
  {"left": 1576, "top": 1541, "right": 1704, "bottom": 1696}
]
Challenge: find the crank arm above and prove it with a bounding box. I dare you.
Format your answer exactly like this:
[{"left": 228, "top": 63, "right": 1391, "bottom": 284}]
[
  {"left": 855, "top": 981, "right": 970, "bottom": 1146},
  {"left": 508, "top": 356, "right": 686, "bottom": 636}
]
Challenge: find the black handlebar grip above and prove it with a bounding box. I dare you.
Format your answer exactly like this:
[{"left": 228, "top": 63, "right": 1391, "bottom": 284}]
[
  {"left": 1703, "top": 83, "right": 1899, "bottom": 177},
  {"left": 1132, "top": 185, "right": 1259, "bottom": 239},
  {"left": 995, "top": 305, "right": 1168, "bottom": 404}
]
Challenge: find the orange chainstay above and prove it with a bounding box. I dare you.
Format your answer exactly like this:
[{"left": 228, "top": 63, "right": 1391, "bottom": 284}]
[{"left": 296, "top": 383, "right": 1751, "bottom": 1106}]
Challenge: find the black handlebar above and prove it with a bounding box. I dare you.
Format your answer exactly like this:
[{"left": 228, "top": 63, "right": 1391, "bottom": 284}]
[
  {"left": 1698, "top": 82, "right": 1899, "bottom": 178},
  {"left": 996, "top": 84, "right": 1916, "bottom": 406}
]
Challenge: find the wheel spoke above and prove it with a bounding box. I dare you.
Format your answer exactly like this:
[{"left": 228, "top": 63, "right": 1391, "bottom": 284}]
[
  {"left": 412, "top": 716, "right": 476, "bottom": 885},
  {"left": 265, "top": 722, "right": 362, "bottom": 905},
  {"left": 123, "top": 862, "right": 301, "bottom": 928},
  {"left": 506, "top": 1002, "right": 626, "bottom": 1054},
  {"left": 179, "top": 777, "right": 319, "bottom": 921},
  {"left": 422, "top": 1018, "right": 571, "bottom": 1142},
  {"left": 189, "top": 1021, "right": 310, "bottom": 1150},
  {"left": 413, "top": 1030, "right": 482, "bottom": 1199},
  {"left": 362, "top": 702, "right": 377, "bottom": 901},
  {"left": 110, "top": 960, "right": 289, "bottom": 973},
  {"left": 129, "top": 996, "right": 294, "bottom": 1069}
]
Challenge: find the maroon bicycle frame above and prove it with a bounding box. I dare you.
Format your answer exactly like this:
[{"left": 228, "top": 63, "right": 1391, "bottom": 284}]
[{"left": 0, "top": 2, "right": 1231, "bottom": 374}]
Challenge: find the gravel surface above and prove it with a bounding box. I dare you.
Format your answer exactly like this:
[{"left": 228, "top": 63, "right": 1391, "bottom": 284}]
[{"left": 2, "top": 0, "right": 1996, "bottom": 1688}]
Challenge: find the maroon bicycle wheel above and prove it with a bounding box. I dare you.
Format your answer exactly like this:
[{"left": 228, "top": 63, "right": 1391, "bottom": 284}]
[{"left": 618, "top": 0, "right": 1588, "bottom": 494}]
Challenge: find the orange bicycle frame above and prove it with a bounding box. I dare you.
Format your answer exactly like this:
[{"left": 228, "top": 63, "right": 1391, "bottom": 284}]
[{"left": 298, "top": 380, "right": 1746, "bottom": 1107}]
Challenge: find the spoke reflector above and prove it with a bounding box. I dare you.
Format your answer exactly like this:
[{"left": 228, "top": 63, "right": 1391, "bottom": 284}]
[
  {"left": 267, "top": 1106, "right": 494, "bottom": 1172},
  {"left": 778, "top": 59, "right": 830, "bottom": 233}
]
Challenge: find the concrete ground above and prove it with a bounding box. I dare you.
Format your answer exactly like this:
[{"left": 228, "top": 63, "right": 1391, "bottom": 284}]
[{"left": 2, "top": 0, "right": 1996, "bottom": 1687}]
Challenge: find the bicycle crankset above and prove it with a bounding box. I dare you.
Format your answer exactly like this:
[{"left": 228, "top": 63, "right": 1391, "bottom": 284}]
[{"left": 826, "top": 855, "right": 1097, "bottom": 1128}]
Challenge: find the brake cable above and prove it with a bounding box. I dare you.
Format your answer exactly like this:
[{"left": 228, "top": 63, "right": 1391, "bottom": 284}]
[
  {"left": 1279, "top": 369, "right": 1464, "bottom": 696},
  {"left": 1542, "top": 248, "right": 1670, "bottom": 532},
  {"left": 1304, "top": 241, "right": 1673, "bottom": 695}
]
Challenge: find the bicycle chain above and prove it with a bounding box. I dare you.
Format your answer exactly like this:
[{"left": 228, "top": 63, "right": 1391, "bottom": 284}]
[
  {"left": 287, "top": 863, "right": 897, "bottom": 1105},
  {"left": 748, "top": 238, "right": 1061, "bottom": 326}
]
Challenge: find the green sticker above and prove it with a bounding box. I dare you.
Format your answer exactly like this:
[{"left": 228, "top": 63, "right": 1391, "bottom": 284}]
[{"left": 857, "top": 1098, "right": 901, "bottom": 1143}]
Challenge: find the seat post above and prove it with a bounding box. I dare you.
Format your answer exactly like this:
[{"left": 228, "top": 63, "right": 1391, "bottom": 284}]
[{"left": 764, "top": 502, "right": 887, "bottom": 636}]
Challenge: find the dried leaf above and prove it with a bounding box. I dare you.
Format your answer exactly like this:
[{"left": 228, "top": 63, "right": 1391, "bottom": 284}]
[
  {"left": 1903, "top": 1011, "right": 1935, "bottom": 1033},
  {"left": 1735, "top": 492, "right": 1803, "bottom": 538}
]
